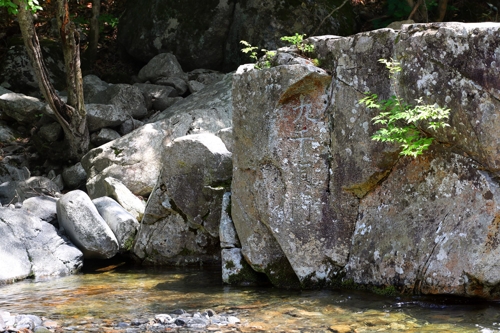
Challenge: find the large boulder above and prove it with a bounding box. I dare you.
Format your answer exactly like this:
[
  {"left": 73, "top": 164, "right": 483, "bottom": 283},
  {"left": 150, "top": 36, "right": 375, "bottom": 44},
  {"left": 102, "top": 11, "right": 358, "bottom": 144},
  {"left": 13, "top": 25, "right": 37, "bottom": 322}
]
[
  {"left": 0, "top": 87, "right": 45, "bottom": 124},
  {"left": 133, "top": 133, "right": 232, "bottom": 265},
  {"left": 0, "top": 41, "right": 66, "bottom": 94},
  {"left": 346, "top": 148, "right": 500, "bottom": 297},
  {"left": 0, "top": 206, "right": 82, "bottom": 284},
  {"left": 231, "top": 23, "right": 500, "bottom": 296},
  {"left": 137, "top": 53, "right": 187, "bottom": 83},
  {"left": 82, "top": 73, "right": 233, "bottom": 198},
  {"left": 232, "top": 58, "right": 344, "bottom": 288},
  {"left": 57, "top": 190, "right": 119, "bottom": 259},
  {"left": 86, "top": 104, "right": 129, "bottom": 132},
  {"left": 117, "top": 0, "right": 354, "bottom": 72}
]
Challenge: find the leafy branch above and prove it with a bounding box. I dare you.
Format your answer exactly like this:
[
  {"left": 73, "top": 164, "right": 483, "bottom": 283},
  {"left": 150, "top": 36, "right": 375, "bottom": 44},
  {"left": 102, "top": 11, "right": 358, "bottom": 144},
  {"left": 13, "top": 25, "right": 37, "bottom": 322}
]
[{"left": 360, "top": 59, "right": 450, "bottom": 157}]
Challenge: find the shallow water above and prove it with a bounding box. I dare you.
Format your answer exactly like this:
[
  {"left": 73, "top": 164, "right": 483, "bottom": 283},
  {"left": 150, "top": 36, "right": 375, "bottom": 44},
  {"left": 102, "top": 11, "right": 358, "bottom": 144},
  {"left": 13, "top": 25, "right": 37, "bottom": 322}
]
[{"left": 1, "top": 262, "right": 500, "bottom": 332}]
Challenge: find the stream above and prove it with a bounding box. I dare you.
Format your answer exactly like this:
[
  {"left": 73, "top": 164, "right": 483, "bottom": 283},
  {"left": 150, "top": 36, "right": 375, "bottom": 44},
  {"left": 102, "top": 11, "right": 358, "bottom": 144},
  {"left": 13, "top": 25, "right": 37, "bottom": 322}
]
[{"left": 1, "top": 260, "right": 499, "bottom": 332}]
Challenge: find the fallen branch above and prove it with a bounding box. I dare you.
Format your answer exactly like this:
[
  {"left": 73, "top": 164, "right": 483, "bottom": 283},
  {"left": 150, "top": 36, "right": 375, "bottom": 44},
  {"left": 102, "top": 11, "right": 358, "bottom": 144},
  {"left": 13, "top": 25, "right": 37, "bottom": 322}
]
[{"left": 311, "top": 0, "right": 350, "bottom": 37}]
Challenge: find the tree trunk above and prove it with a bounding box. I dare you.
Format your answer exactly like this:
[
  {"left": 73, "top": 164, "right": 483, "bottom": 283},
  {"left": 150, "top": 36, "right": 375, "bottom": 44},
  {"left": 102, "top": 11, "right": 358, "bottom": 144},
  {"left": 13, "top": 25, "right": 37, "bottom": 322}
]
[
  {"left": 436, "top": 0, "right": 448, "bottom": 22},
  {"left": 87, "top": 0, "right": 100, "bottom": 66},
  {"left": 14, "top": 0, "right": 89, "bottom": 162}
]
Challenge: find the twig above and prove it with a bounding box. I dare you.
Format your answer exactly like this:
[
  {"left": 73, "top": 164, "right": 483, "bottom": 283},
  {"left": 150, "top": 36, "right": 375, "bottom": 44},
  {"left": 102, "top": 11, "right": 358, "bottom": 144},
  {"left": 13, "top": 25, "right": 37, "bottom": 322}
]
[
  {"left": 311, "top": 0, "right": 350, "bottom": 37},
  {"left": 408, "top": 0, "right": 422, "bottom": 20}
]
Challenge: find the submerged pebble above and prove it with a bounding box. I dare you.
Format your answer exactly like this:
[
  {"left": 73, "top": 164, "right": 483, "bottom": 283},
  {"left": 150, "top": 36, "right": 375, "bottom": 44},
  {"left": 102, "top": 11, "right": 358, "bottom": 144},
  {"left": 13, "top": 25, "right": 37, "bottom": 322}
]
[{"left": 0, "top": 309, "right": 241, "bottom": 333}]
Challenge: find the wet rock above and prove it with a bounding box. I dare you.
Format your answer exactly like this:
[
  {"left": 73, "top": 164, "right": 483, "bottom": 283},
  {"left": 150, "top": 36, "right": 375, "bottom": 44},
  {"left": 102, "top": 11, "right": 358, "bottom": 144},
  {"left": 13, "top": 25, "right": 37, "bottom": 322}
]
[
  {"left": 133, "top": 133, "right": 232, "bottom": 265},
  {"left": 57, "top": 190, "right": 119, "bottom": 259},
  {"left": 222, "top": 248, "right": 264, "bottom": 286}
]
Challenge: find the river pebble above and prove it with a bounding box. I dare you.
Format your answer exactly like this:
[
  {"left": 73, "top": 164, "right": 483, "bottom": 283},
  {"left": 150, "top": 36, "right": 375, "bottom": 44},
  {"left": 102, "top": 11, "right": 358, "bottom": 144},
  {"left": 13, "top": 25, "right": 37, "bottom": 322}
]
[{"left": 0, "top": 309, "right": 241, "bottom": 332}]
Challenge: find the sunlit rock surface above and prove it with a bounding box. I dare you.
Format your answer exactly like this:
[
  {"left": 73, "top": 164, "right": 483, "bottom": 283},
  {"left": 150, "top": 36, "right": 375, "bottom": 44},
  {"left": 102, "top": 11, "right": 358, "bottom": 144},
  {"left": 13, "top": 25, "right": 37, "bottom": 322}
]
[{"left": 232, "top": 22, "right": 500, "bottom": 296}]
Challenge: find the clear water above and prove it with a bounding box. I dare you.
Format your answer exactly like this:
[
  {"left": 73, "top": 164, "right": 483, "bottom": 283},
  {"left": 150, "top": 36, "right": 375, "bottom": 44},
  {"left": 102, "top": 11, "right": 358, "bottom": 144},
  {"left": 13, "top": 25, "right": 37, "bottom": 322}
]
[{"left": 1, "top": 261, "right": 500, "bottom": 332}]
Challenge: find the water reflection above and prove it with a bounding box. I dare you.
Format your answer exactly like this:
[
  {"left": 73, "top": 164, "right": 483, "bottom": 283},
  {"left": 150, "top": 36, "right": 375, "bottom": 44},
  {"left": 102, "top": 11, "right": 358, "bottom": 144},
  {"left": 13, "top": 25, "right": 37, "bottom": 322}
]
[{"left": 0, "top": 262, "right": 499, "bottom": 332}]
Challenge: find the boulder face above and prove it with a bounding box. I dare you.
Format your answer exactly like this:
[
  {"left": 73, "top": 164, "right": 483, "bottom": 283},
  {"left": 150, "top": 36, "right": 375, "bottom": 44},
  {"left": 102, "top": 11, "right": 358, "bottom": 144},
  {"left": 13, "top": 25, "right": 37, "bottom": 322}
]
[
  {"left": 233, "top": 61, "right": 348, "bottom": 288},
  {"left": 117, "top": 0, "right": 354, "bottom": 72},
  {"left": 133, "top": 133, "right": 232, "bottom": 265},
  {"left": 231, "top": 22, "right": 500, "bottom": 297},
  {"left": 347, "top": 147, "right": 500, "bottom": 298},
  {"left": 0, "top": 207, "right": 83, "bottom": 284}
]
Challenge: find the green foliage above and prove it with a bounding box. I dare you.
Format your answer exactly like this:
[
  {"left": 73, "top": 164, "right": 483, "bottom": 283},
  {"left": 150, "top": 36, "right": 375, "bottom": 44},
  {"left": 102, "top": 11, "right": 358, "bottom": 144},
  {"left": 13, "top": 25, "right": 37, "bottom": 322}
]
[
  {"left": 99, "top": 13, "right": 119, "bottom": 29},
  {"left": 0, "top": 0, "right": 42, "bottom": 14},
  {"left": 240, "top": 40, "right": 275, "bottom": 69},
  {"left": 280, "top": 33, "right": 314, "bottom": 55},
  {"left": 360, "top": 59, "right": 450, "bottom": 158}
]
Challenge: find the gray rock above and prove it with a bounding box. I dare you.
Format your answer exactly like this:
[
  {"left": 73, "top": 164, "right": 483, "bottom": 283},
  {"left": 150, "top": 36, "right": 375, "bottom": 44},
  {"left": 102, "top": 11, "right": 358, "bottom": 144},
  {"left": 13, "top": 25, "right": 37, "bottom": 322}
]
[
  {"left": 101, "top": 177, "right": 146, "bottom": 221},
  {"left": 83, "top": 74, "right": 109, "bottom": 102},
  {"left": 232, "top": 59, "right": 335, "bottom": 288},
  {"left": 137, "top": 53, "right": 187, "bottom": 83},
  {"left": 0, "top": 121, "right": 16, "bottom": 142},
  {"left": 187, "top": 80, "right": 205, "bottom": 94},
  {"left": 82, "top": 122, "right": 168, "bottom": 197},
  {"left": 22, "top": 195, "right": 58, "bottom": 226},
  {"left": 93, "top": 196, "right": 139, "bottom": 252},
  {"left": 347, "top": 148, "right": 500, "bottom": 297},
  {"left": 0, "top": 206, "right": 83, "bottom": 284},
  {"left": 90, "top": 128, "right": 121, "bottom": 146},
  {"left": 133, "top": 133, "right": 232, "bottom": 265},
  {"left": 0, "top": 162, "right": 30, "bottom": 184},
  {"left": 0, "top": 88, "right": 44, "bottom": 124},
  {"left": 0, "top": 42, "right": 66, "bottom": 94},
  {"left": 155, "top": 76, "right": 189, "bottom": 96},
  {"left": 57, "top": 190, "right": 119, "bottom": 259},
  {"left": 38, "top": 122, "right": 62, "bottom": 142},
  {"left": 219, "top": 192, "right": 239, "bottom": 248},
  {"left": 62, "top": 162, "right": 87, "bottom": 190},
  {"left": 86, "top": 104, "right": 129, "bottom": 132},
  {"left": 89, "top": 84, "right": 148, "bottom": 119},
  {"left": 82, "top": 73, "right": 233, "bottom": 199},
  {"left": 117, "top": 0, "right": 354, "bottom": 71},
  {"left": 118, "top": 118, "right": 144, "bottom": 135},
  {"left": 221, "top": 248, "right": 263, "bottom": 286},
  {"left": 187, "top": 69, "right": 225, "bottom": 86},
  {"left": 215, "top": 127, "right": 232, "bottom": 153},
  {"left": 133, "top": 83, "right": 178, "bottom": 111},
  {"left": 0, "top": 176, "right": 60, "bottom": 205}
]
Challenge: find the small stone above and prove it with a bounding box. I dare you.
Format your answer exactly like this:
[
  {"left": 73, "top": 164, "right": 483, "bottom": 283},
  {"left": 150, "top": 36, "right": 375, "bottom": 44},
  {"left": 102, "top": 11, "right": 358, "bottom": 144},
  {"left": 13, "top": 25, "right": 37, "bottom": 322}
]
[
  {"left": 174, "top": 318, "right": 186, "bottom": 326},
  {"left": 328, "top": 324, "right": 353, "bottom": 333}
]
